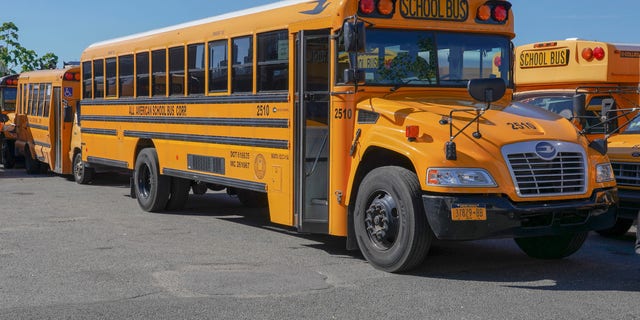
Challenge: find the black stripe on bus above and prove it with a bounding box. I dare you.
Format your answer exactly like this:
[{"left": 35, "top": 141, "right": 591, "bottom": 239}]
[
  {"left": 123, "top": 131, "right": 289, "bottom": 149},
  {"left": 87, "top": 156, "right": 129, "bottom": 169},
  {"left": 81, "top": 93, "right": 288, "bottom": 106},
  {"left": 81, "top": 116, "right": 288, "bottom": 128},
  {"left": 33, "top": 140, "right": 51, "bottom": 148},
  {"left": 81, "top": 128, "right": 118, "bottom": 136},
  {"left": 28, "top": 124, "right": 49, "bottom": 131},
  {"left": 163, "top": 168, "right": 266, "bottom": 193}
]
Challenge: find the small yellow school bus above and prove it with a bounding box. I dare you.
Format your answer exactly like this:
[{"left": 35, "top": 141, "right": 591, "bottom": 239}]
[
  {"left": 13, "top": 66, "right": 85, "bottom": 178},
  {"left": 0, "top": 74, "right": 18, "bottom": 168},
  {"left": 79, "top": 0, "right": 617, "bottom": 272},
  {"left": 514, "top": 39, "right": 640, "bottom": 236}
]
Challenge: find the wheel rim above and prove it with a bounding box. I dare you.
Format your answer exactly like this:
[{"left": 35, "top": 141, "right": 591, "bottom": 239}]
[
  {"left": 137, "top": 163, "right": 152, "bottom": 198},
  {"left": 74, "top": 155, "right": 83, "bottom": 179},
  {"left": 364, "top": 190, "right": 400, "bottom": 250}
]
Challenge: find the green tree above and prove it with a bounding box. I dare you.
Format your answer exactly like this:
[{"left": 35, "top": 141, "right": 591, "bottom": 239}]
[{"left": 0, "top": 22, "right": 58, "bottom": 75}]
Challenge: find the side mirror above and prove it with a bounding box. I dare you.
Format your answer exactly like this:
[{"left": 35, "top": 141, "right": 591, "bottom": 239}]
[
  {"left": 343, "top": 69, "right": 365, "bottom": 85},
  {"left": 343, "top": 21, "right": 365, "bottom": 53},
  {"left": 601, "top": 98, "right": 615, "bottom": 120},
  {"left": 573, "top": 94, "right": 587, "bottom": 128},
  {"left": 0, "top": 113, "right": 8, "bottom": 123},
  {"left": 467, "top": 78, "right": 506, "bottom": 104}
]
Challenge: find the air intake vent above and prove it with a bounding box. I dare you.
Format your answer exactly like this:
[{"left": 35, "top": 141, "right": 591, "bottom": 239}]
[{"left": 188, "top": 154, "right": 225, "bottom": 174}]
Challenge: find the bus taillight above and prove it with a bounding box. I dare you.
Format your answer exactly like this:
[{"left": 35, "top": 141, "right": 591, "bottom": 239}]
[
  {"left": 581, "top": 47, "right": 605, "bottom": 61},
  {"left": 358, "top": 0, "right": 395, "bottom": 17},
  {"left": 476, "top": 1, "right": 512, "bottom": 24},
  {"left": 359, "top": 0, "right": 375, "bottom": 15},
  {"left": 64, "top": 72, "right": 80, "bottom": 81},
  {"left": 593, "top": 47, "right": 606, "bottom": 60},
  {"left": 377, "top": 0, "right": 394, "bottom": 15}
]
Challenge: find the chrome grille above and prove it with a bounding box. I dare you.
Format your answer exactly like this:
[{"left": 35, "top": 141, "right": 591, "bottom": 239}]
[
  {"left": 503, "top": 141, "right": 587, "bottom": 197},
  {"left": 611, "top": 162, "right": 640, "bottom": 187}
]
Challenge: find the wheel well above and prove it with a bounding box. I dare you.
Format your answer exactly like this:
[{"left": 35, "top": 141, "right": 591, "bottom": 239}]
[
  {"left": 133, "top": 139, "right": 155, "bottom": 167},
  {"left": 346, "top": 146, "right": 417, "bottom": 251}
]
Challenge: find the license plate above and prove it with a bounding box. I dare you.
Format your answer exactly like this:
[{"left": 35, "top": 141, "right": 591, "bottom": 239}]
[
  {"left": 451, "top": 204, "right": 487, "bottom": 221},
  {"left": 519, "top": 48, "right": 570, "bottom": 68}
]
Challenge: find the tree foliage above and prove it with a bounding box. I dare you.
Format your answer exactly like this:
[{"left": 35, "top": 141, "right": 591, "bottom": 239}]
[{"left": 0, "top": 22, "right": 58, "bottom": 75}]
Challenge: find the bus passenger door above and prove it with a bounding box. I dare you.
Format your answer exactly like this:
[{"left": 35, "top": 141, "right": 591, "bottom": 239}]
[
  {"left": 294, "top": 29, "right": 331, "bottom": 233},
  {"left": 52, "top": 87, "right": 62, "bottom": 173}
]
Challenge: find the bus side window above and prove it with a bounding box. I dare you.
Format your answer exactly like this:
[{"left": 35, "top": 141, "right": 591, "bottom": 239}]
[
  {"left": 136, "top": 52, "right": 150, "bottom": 97},
  {"left": 152, "top": 49, "right": 166, "bottom": 96},
  {"left": 169, "top": 46, "right": 185, "bottom": 96},
  {"left": 232, "top": 36, "right": 253, "bottom": 93},
  {"left": 93, "top": 59, "right": 104, "bottom": 98},
  {"left": 208, "top": 40, "right": 228, "bottom": 93},
  {"left": 257, "top": 30, "right": 288, "bottom": 92},
  {"left": 119, "top": 55, "right": 134, "bottom": 97},
  {"left": 187, "top": 43, "right": 205, "bottom": 95}
]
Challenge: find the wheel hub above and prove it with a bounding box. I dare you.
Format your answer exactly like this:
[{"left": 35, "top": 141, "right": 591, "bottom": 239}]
[{"left": 364, "top": 192, "right": 399, "bottom": 250}]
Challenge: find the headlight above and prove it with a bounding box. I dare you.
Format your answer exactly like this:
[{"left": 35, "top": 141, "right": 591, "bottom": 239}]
[
  {"left": 596, "top": 163, "right": 615, "bottom": 183},
  {"left": 427, "top": 168, "right": 497, "bottom": 187}
]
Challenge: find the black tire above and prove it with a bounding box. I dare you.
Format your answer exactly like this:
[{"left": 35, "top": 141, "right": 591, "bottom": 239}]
[
  {"left": 73, "top": 152, "right": 94, "bottom": 184},
  {"left": 24, "top": 146, "right": 41, "bottom": 174},
  {"left": 1, "top": 139, "right": 15, "bottom": 169},
  {"left": 191, "top": 181, "right": 208, "bottom": 195},
  {"left": 515, "top": 232, "right": 588, "bottom": 259},
  {"left": 134, "top": 148, "right": 170, "bottom": 212},
  {"left": 595, "top": 218, "right": 634, "bottom": 237},
  {"left": 165, "top": 177, "right": 190, "bottom": 211},
  {"left": 236, "top": 189, "right": 268, "bottom": 208},
  {"left": 353, "top": 166, "right": 432, "bottom": 273}
]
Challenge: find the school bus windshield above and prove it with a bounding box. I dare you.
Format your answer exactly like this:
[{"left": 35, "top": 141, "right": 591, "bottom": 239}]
[
  {"left": 621, "top": 115, "right": 640, "bottom": 134},
  {"left": 337, "top": 30, "right": 511, "bottom": 87}
]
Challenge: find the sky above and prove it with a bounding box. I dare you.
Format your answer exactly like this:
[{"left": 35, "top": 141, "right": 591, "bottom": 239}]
[{"left": 3, "top": 0, "right": 640, "bottom": 67}]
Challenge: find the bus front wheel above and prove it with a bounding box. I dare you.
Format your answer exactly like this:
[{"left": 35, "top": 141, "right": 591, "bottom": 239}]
[
  {"left": 514, "top": 232, "right": 588, "bottom": 259},
  {"left": 353, "top": 166, "right": 432, "bottom": 273},
  {"left": 73, "top": 152, "right": 94, "bottom": 184},
  {"left": 134, "top": 148, "right": 170, "bottom": 212}
]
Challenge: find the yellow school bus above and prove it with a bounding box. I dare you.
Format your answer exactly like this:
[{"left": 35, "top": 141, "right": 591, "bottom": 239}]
[
  {"left": 0, "top": 74, "right": 18, "bottom": 168},
  {"left": 79, "top": 0, "right": 617, "bottom": 272},
  {"left": 514, "top": 40, "right": 640, "bottom": 236},
  {"left": 13, "top": 66, "right": 85, "bottom": 177}
]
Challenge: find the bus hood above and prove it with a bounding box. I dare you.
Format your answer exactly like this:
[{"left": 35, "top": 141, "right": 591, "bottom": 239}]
[
  {"left": 360, "top": 96, "right": 580, "bottom": 141},
  {"left": 356, "top": 95, "right": 588, "bottom": 163}
]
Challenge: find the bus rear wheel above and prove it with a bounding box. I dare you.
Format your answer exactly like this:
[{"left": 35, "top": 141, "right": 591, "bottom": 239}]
[
  {"left": 353, "top": 166, "right": 432, "bottom": 273},
  {"left": 165, "top": 177, "right": 190, "bottom": 211},
  {"left": 73, "top": 152, "right": 94, "bottom": 184},
  {"left": 24, "top": 146, "right": 41, "bottom": 174},
  {"left": 514, "top": 232, "right": 588, "bottom": 259},
  {"left": 134, "top": 148, "right": 170, "bottom": 212}
]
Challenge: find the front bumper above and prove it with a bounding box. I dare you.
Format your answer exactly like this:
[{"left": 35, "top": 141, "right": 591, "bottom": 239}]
[
  {"left": 422, "top": 188, "right": 618, "bottom": 240},
  {"left": 616, "top": 189, "right": 640, "bottom": 220}
]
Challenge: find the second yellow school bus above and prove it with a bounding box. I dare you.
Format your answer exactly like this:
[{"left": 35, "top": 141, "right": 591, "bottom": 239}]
[
  {"left": 514, "top": 39, "right": 640, "bottom": 236},
  {"left": 13, "top": 66, "right": 83, "bottom": 176},
  {"left": 79, "top": 0, "right": 617, "bottom": 272}
]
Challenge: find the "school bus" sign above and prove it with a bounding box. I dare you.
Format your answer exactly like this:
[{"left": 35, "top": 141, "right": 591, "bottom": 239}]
[
  {"left": 519, "top": 48, "right": 570, "bottom": 68},
  {"left": 399, "top": 0, "right": 469, "bottom": 21}
]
